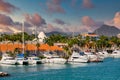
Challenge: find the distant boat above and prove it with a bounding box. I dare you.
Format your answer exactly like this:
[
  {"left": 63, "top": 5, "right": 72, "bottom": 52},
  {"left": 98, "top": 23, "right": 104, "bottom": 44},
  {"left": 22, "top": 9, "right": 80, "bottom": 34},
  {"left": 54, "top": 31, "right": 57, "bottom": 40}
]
[
  {"left": 0, "top": 54, "right": 17, "bottom": 65},
  {"left": 97, "top": 51, "right": 109, "bottom": 58},
  {"left": 84, "top": 51, "right": 104, "bottom": 62},
  {"left": 27, "top": 56, "right": 42, "bottom": 64},
  {"left": 68, "top": 51, "right": 89, "bottom": 63},
  {"left": 110, "top": 49, "right": 120, "bottom": 58}
]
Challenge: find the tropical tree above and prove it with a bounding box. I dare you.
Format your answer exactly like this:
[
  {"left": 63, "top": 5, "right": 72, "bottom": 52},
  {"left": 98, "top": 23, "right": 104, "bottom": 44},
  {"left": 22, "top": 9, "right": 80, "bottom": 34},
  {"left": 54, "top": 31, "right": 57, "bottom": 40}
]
[
  {"left": 36, "top": 42, "right": 40, "bottom": 56},
  {"left": 45, "top": 34, "right": 68, "bottom": 46},
  {"left": 109, "top": 36, "right": 120, "bottom": 48}
]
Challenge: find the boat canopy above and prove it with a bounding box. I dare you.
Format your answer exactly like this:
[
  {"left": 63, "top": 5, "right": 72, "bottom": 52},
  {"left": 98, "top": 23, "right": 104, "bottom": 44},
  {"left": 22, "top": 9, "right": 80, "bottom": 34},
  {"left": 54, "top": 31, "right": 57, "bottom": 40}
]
[{"left": 17, "top": 53, "right": 24, "bottom": 58}]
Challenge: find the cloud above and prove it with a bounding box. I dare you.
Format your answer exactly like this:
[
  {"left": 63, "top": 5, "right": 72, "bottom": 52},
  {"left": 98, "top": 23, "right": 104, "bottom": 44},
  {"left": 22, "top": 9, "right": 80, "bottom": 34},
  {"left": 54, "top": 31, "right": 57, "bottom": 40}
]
[
  {"left": 0, "top": 14, "right": 14, "bottom": 25},
  {"left": 0, "top": 13, "right": 47, "bottom": 34},
  {"left": 44, "top": 24, "right": 63, "bottom": 32},
  {"left": 46, "top": 0, "right": 65, "bottom": 13},
  {"left": 54, "top": 19, "right": 66, "bottom": 25},
  {"left": 24, "top": 21, "right": 32, "bottom": 27},
  {"left": 63, "top": 26, "right": 88, "bottom": 33},
  {"left": 113, "top": 12, "right": 120, "bottom": 28},
  {"left": 24, "top": 13, "right": 46, "bottom": 27},
  {"left": 0, "top": 13, "right": 22, "bottom": 27},
  {"left": 0, "top": 24, "right": 13, "bottom": 33},
  {"left": 0, "top": 14, "right": 22, "bottom": 33},
  {"left": 0, "top": 0, "right": 19, "bottom": 13},
  {"left": 82, "top": 16, "right": 96, "bottom": 27},
  {"left": 106, "top": 12, "right": 120, "bottom": 29},
  {"left": 82, "top": 0, "right": 94, "bottom": 9},
  {"left": 81, "top": 16, "right": 103, "bottom": 32}
]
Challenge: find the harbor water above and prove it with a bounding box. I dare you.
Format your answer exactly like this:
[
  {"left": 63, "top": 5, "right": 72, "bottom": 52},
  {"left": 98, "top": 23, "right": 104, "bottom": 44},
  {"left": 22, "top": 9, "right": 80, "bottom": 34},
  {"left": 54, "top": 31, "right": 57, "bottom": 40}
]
[{"left": 0, "top": 58, "right": 120, "bottom": 80}]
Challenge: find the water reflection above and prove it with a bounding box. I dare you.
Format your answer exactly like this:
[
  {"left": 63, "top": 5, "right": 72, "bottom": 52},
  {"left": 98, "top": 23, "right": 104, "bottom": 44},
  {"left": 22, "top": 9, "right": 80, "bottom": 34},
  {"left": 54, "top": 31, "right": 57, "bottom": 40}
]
[
  {"left": 0, "top": 64, "right": 67, "bottom": 73},
  {"left": 68, "top": 63, "right": 88, "bottom": 68},
  {"left": 0, "top": 63, "right": 90, "bottom": 74},
  {"left": 42, "top": 64, "right": 67, "bottom": 70}
]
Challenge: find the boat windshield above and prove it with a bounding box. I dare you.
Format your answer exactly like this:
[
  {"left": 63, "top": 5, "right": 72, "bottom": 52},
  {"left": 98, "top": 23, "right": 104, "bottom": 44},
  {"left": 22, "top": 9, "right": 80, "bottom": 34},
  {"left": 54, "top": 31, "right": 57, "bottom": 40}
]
[
  {"left": 79, "top": 52, "right": 85, "bottom": 56},
  {"left": 51, "top": 57, "right": 60, "bottom": 58},
  {"left": 33, "top": 58, "right": 40, "bottom": 60}
]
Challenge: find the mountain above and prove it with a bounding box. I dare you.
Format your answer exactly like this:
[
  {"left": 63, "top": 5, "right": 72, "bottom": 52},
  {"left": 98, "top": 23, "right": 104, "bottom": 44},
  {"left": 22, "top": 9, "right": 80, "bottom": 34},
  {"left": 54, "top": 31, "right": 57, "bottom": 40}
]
[
  {"left": 45, "top": 31, "right": 67, "bottom": 36},
  {"left": 94, "top": 25, "right": 120, "bottom": 37}
]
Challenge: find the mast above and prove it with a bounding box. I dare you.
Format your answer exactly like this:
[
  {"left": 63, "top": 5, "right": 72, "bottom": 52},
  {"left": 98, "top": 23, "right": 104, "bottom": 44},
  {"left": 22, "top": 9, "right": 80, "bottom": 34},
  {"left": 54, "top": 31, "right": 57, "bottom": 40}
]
[
  {"left": 35, "top": 25, "right": 37, "bottom": 54},
  {"left": 22, "top": 21, "right": 24, "bottom": 54}
]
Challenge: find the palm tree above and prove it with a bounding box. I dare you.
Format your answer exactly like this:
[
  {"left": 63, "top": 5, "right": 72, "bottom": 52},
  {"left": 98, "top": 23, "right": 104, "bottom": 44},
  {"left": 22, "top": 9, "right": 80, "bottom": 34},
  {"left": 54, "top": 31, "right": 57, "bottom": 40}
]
[
  {"left": 36, "top": 42, "right": 40, "bottom": 56},
  {"left": 84, "top": 36, "right": 90, "bottom": 49}
]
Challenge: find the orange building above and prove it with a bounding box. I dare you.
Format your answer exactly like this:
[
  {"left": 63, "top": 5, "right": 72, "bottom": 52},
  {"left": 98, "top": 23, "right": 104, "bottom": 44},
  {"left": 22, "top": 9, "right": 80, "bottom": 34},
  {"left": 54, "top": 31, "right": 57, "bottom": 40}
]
[{"left": 0, "top": 43, "right": 63, "bottom": 53}]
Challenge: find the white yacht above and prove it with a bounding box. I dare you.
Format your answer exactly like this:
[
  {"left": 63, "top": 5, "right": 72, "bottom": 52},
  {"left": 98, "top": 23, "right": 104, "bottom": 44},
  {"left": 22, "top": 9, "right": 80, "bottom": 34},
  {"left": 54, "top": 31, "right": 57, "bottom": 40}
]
[
  {"left": 97, "top": 51, "right": 109, "bottom": 58},
  {"left": 27, "top": 56, "right": 42, "bottom": 64},
  {"left": 15, "top": 57, "right": 28, "bottom": 65},
  {"left": 15, "top": 53, "right": 28, "bottom": 65},
  {"left": 68, "top": 51, "right": 89, "bottom": 63},
  {"left": 0, "top": 54, "right": 17, "bottom": 65},
  {"left": 42, "top": 53, "right": 66, "bottom": 64},
  {"left": 84, "top": 51, "right": 104, "bottom": 62},
  {"left": 110, "top": 49, "right": 120, "bottom": 58}
]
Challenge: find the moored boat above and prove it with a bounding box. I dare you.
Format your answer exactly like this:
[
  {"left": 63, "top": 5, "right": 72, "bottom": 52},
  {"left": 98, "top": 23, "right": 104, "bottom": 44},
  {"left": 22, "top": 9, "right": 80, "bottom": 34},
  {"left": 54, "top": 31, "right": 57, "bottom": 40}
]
[
  {"left": 28, "top": 56, "right": 42, "bottom": 64},
  {"left": 68, "top": 51, "right": 89, "bottom": 63},
  {"left": 42, "top": 53, "right": 66, "bottom": 64},
  {"left": 97, "top": 51, "right": 109, "bottom": 58},
  {"left": 110, "top": 49, "right": 120, "bottom": 58},
  {"left": 15, "top": 54, "right": 28, "bottom": 65},
  {"left": 0, "top": 54, "right": 17, "bottom": 65},
  {"left": 84, "top": 51, "right": 104, "bottom": 62}
]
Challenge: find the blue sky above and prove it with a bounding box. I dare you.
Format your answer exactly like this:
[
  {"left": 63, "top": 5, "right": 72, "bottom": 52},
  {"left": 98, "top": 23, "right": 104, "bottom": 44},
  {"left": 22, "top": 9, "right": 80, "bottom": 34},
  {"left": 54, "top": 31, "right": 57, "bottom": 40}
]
[{"left": 0, "top": 0, "right": 120, "bottom": 33}]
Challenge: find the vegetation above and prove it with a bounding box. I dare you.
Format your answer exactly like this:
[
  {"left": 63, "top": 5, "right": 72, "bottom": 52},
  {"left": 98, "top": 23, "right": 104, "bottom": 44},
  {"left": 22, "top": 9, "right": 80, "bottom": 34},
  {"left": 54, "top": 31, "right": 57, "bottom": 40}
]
[
  {"left": 0, "top": 33, "right": 120, "bottom": 56},
  {"left": 0, "top": 32, "right": 35, "bottom": 42}
]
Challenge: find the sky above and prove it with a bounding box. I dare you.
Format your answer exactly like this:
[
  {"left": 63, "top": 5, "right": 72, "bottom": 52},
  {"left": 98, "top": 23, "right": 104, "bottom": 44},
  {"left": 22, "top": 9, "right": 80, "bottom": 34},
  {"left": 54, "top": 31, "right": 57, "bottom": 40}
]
[{"left": 0, "top": 0, "right": 120, "bottom": 34}]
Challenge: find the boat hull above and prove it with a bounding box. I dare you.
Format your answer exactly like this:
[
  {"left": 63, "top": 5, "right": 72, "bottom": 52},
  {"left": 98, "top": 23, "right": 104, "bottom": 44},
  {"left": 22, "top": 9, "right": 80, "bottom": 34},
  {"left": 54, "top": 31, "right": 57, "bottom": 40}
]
[
  {"left": 0, "top": 60, "right": 17, "bottom": 65},
  {"left": 16, "top": 61, "right": 28, "bottom": 65},
  {"left": 42, "top": 58, "right": 66, "bottom": 64},
  {"left": 28, "top": 60, "right": 42, "bottom": 65}
]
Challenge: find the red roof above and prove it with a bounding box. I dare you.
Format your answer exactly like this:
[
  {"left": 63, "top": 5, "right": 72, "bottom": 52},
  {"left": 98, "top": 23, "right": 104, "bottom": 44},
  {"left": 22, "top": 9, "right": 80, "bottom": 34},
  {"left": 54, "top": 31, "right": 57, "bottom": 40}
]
[{"left": 0, "top": 43, "right": 63, "bottom": 52}]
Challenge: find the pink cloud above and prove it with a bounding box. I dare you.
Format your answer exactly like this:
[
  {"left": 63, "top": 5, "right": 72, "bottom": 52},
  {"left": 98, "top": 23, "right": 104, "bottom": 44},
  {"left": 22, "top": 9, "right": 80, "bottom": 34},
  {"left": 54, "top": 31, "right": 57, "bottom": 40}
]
[
  {"left": 54, "top": 19, "right": 66, "bottom": 25},
  {"left": 0, "top": 14, "right": 14, "bottom": 25},
  {"left": 113, "top": 12, "right": 120, "bottom": 29},
  {"left": 46, "top": 24, "right": 63, "bottom": 32},
  {"left": 0, "top": 13, "right": 47, "bottom": 34},
  {"left": 0, "top": 24, "right": 13, "bottom": 33},
  {"left": 46, "top": 0, "right": 65, "bottom": 13},
  {"left": 0, "top": 0, "right": 19, "bottom": 13},
  {"left": 0, "top": 14, "right": 24, "bottom": 33},
  {"left": 82, "top": 0, "right": 94, "bottom": 9},
  {"left": 24, "top": 13, "right": 46, "bottom": 27},
  {"left": 106, "top": 12, "right": 120, "bottom": 29},
  {"left": 64, "top": 26, "right": 88, "bottom": 33},
  {"left": 81, "top": 16, "right": 103, "bottom": 32},
  {"left": 82, "top": 16, "right": 96, "bottom": 27}
]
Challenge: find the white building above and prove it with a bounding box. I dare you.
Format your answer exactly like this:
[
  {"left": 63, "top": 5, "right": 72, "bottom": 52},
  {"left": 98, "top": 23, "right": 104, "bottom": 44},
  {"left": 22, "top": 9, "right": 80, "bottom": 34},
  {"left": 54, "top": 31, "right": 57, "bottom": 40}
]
[
  {"left": 117, "top": 33, "right": 120, "bottom": 38},
  {"left": 37, "top": 31, "right": 47, "bottom": 43}
]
